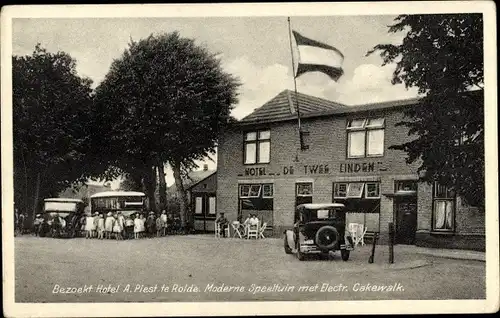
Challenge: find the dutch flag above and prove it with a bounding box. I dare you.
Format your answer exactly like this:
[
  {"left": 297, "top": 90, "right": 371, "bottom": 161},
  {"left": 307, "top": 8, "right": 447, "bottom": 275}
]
[{"left": 292, "top": 30, "right": 344, "bottom": 81}]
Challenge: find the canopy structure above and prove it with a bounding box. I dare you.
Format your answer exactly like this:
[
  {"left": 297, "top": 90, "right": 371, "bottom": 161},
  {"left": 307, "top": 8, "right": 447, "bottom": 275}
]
[
  {"left": 90, "top": 191, "right": 146, "bottom": 198},
  {"left": 297, "top": 203, "right": 345, "bottom": 210},
  {"left": 44, "top": 198, "right": 84, "bottom": 203}
]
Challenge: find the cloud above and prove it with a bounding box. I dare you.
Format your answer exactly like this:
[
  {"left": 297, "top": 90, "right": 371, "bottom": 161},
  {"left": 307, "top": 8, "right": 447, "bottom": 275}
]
[
  {"left": 224, "top": 58, "right": 420, "bottom": 120},
  {"left": 336, "top": 63, "right": 420, "bottom": 105}
]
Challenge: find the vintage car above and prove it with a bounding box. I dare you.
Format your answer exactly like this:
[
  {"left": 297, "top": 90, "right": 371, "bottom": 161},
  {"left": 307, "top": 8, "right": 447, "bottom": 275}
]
[
  {"left": 284, "top": 203, "right": 354, "bottom": 261},
  {"left": 39, "top": 198, "right": 85, "bottom": 238}
]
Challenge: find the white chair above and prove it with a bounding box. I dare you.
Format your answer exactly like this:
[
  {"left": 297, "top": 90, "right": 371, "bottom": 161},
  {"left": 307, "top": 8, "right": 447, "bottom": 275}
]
[
  {"left": 215, "top": 222, "right": 230, "bottom": 238},
  {"left": 247, "top": 223, "right": 258, "bottom": 240},
  {"left": 231, "top": 221, "right": 243, "bottom": 239},
  {"left": 357, "top": 224, "right": 368, "bottom": 246},
  {"left": 259, "top": 222, "right": 267, "bottom": 239},
  {"left": 348, "top": 223, "right": 360, "bottom": 246}
]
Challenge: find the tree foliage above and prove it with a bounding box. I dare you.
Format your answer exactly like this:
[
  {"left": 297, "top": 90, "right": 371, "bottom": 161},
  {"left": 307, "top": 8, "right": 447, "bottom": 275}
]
[
  {"left": 94, "top": 32, "right": 240, "bottom": 225},
  {"left": 13, "top": 44, "right": 97, "bottom": 217},
  {"left": 368, "top": 14, "right": 484, "bottom": 207}
]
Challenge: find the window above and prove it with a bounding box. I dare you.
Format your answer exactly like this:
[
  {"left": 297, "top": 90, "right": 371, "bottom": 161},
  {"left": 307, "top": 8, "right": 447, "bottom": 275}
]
[
  {"left": 297, "top": 183, "right": 313, "bottom": 196},
  {"left": 333, "top": 182, "right": 380, "bottom": 199},
  {"left": 347, "top": 118, "right": 385, "bottom": 158},
  {"left": 365, "top": 183, "right": 380, "bottom": 198},
  {"left": 347, "top": 183, "right": 365, "bottom": 198},
  {"left": 244, "top": 130, "right": 270, "bottom": 164},
  {"left": 334, "top": 183, "right": 348, "bottom": 198},
  {"left": 262, "top": 184, "right": 274, "bottom": 198},
  {"left": 395, "top": 180, "right": 418, "bottom": 192},
  {"left": 208, "top": 197, "right": 216, "bottom": 215},
  {"left": 296, "top": 182, "right": 313, "bottom": 206},
  {"left": 240, "top": 184, "right": 261, "bottom": 198},
  {"left": 432, "top": 182, "right": 455, "bottom": 232},
  {"left": 195, "top": 197, "right": 203, "bottom": 214},
  {"left": 239, "top": 183, "right": 274, "bottom": 211}
]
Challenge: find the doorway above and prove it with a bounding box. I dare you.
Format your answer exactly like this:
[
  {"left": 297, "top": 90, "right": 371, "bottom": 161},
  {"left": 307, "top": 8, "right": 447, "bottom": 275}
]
[
  {"left": 395, "top": 197, "right": 417, "bottom": 245},
  {"left": 193, "top": 193, "right": 216, "bottom": 232}
]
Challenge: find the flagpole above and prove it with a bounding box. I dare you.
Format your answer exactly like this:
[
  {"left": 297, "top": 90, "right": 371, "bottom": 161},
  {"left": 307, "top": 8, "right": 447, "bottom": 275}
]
[{"left": 287, "top": 17, "right": 302, "bottom": 134}]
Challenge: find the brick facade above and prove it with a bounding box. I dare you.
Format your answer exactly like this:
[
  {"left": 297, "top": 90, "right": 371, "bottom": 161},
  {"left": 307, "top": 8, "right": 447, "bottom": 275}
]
[{"left": 217, "top": 97, "right": 485, "bottom": 251}]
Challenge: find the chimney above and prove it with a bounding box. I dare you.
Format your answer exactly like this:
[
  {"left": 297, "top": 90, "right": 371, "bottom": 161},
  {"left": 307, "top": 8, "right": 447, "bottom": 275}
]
[{"left": 203, "top": 164, "right": 208, "bottom": 171}]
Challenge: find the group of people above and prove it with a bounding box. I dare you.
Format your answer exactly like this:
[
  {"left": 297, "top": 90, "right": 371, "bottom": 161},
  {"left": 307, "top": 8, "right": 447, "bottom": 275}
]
[
  {"left": 215, "top": 213, "right": 261, "bottom": 238},
  {"left": 82, "top": 210, "right": 181, "bottom": 240}
]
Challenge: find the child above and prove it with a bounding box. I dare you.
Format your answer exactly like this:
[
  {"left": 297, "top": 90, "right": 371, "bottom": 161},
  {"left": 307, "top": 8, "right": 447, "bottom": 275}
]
[
  {"left": 97, "top": 214, "right": 105, "bottom": 239},
  {"left": 85, "top": 213, "right": 94, "bottom": 239},
  {"left": 125, "top": 215, "right": 134, "bottom": 239},
  {"left": 134, "top": 214, "right": 141, "bottom": 239},
  {"left": 105, "top": 212, "right": 114, "bottom": 239},
  {"left": 113, "top": 214, "right": 123, "bottom": 240}
]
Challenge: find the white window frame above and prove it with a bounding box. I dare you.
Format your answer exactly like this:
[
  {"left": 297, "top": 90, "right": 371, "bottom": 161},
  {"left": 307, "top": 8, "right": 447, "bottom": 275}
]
[
  {"left": 346, "top": 183, "right": 365, "bottom": 198},
  {"left": 244, "top": 129, "right": 271, "bottom": 164},
  {"left": 296, "top": 182, "right": 313, "bottom": 197},
  {"left": 239, "top": 185, "right": 251, "bottom": 198},
  {"left": 333, "top": 183, "right": 348, "bottom": 199},
  {"left": 365, "top": 183, "right": 381, "bottom": 199},
  {"left": 432, "top": 182, "right": 455, "bottom": 232},
  {"left": 248, "top": 185, "right": 262, "bottom": 198},
  {"left": 262, "top": 184, "right": 274, "bottom": 198},
  {"left": 346, "top": 117, "right": 385, "bottom": 158}
]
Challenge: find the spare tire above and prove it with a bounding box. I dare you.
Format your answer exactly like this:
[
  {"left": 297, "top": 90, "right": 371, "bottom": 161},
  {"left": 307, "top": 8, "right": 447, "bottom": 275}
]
[{"left": 315, "top": 226, "right": 339, "bottom": 250}]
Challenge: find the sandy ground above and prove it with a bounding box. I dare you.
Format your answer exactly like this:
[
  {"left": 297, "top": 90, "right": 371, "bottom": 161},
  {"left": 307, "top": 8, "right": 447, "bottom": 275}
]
[{"left": 14, "top": 235, "right": 485, "bottom": 302}]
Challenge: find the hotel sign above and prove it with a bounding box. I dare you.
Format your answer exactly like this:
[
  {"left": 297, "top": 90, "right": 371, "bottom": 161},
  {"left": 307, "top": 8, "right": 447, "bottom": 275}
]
[{"left": 242, "top": 161, "right": 383, "bottom": 177}]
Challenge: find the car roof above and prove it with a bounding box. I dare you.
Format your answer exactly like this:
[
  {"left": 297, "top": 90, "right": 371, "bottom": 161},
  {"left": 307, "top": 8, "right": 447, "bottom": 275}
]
[
  {"left": 297, "top": 203, "right": 345, "bottom": 210},
  {"left": 90, "top": 191, "right": 146, "bottom": 198},
  {"left": 44, "top": 198, "right": 84, "bottom": 203}
]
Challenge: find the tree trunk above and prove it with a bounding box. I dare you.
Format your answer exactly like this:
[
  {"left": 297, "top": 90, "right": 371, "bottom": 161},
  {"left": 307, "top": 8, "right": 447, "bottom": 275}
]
[
  {"left": 143, "top": 166, "right": 157, "bottom": 212},
  {"left": 171, "top": 160, "right": 189, "bottom": 230},
  {"left": 157, "top": 163, "right": 167, "bottom": 212},
  {"left": 32, "top": 172, "right": 41, "bottom": 221}
]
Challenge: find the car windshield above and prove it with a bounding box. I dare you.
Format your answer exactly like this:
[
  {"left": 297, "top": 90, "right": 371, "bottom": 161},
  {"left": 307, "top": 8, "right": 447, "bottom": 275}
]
[
  {"left": 44, "top": 201, "right": 78, "bottom": 212},
  {"left": 301, "top": 208, "right": 342, "bottom": 222}
]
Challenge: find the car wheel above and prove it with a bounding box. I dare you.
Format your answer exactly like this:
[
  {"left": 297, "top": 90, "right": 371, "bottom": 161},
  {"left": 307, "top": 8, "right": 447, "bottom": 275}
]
[
  {"left": 341, "top": 249, "right": 350, "bottom": 261},
  {"left": 315, "top": 226, "right": 339, "bottom": 250},
  {"left": 284, "top": 236, "right": 293, "bottom": 254}
]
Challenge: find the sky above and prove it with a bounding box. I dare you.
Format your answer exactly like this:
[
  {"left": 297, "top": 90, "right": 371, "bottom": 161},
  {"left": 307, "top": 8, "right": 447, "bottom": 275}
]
[{"left": 12, "top": 16, "right": 419, "bottom": 187}]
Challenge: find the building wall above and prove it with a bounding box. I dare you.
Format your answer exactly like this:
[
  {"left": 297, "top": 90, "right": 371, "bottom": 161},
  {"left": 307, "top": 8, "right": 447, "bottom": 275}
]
[{"left": 217, "top": 107, "right": 484, "bottom": 250}]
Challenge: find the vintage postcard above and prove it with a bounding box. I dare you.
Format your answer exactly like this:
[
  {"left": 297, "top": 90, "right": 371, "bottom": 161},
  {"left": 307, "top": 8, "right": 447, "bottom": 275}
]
[{"left": 1, "top": 1, "right": 498, "bottom": 317}]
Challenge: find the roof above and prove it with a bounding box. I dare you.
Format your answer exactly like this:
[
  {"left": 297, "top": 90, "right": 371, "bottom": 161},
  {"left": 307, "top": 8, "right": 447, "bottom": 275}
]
[
  {"left": 297, "top": 203, "right": 345, "bottom": 210},
  {"left": 168, "top": 169, "right": 216, "bottom": 192},
  {"left": 44, "top": 198, "right": 84, "bottom": 203},
  {"left": 239, "top": 90, "right": 349, "bottom": 124},
  {"left": 237, "top": 89, "right": 422, "bottom": 126},
  {"left": 90, "top": 191, "right": 146, "bottom": 198}
]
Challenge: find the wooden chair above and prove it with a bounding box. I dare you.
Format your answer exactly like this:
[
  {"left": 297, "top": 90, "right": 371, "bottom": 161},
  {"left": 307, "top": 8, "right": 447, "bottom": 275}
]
[
  {"left": 231, "top": 221, "right": 243, "bottom": 239},
  {"left": 259, "top": 222, "right": 267, "bottom": 239},
  {"left": 247, "top": 223, "right": 258, "bottom": 240},
  {"left": 215, "top": 222, "right": 230, "bottom": 238},
  {"left": 358, "top": 224, "right": 368, "bottom": 246}
]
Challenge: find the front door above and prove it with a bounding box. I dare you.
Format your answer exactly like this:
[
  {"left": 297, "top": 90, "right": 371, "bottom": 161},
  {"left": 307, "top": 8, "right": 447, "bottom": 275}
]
[
  {"left": 193, "top": 193, "right": 216, "bottom": 232},
  {"left": 395, "top": 197, "right": 417, "bottom": 245}
]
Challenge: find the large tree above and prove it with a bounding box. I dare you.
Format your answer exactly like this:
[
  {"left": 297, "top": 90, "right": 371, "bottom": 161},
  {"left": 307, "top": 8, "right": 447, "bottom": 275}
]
[
  {"left": 368, "top": 14, "right": 484, "bottom": 207},
  {"left": 13, "top": 44, "right": 98, "bottom": 218},
  {"left": 94, "top": 32, "right": 240, "bottom": 228}
]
